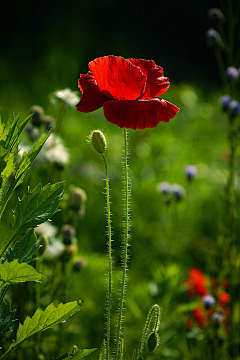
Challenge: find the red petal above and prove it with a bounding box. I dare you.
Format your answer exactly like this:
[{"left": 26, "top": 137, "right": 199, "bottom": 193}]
[
  {"left": 128, "top": 58, "right": 159, "bottom": 76},
  {"left": 76, "top": 72, "right": 108, "bottom": 113},
  {"left": 103, "top": 98, "right": 180, "bottom": 130},
  {"left": 88, "top": 56, "right": 147, "bottom": 101},
  {"left": 129, "top": 58, "right": 169, "bottom": 99}
]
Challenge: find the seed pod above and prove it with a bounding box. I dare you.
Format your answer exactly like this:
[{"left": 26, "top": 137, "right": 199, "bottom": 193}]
[
  {"left": 147, "top": 331, "right": 159, "bottom": 353},
  {"left": 91, "top": 130, "right": 107, "bottom": 154}
]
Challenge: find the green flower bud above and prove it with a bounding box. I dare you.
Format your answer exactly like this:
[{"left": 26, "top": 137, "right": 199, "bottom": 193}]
[
  {"left": 147, "top": 331, "right": 159, "bottom": 353},
  {"left": 91, "top": 130, "right": 107, "bottom": 154}
]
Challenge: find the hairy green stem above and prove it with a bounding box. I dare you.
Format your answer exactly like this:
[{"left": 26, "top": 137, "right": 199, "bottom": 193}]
[
  {"left": 115, "top": 128, "right": 130, "bottom": 360},
  {"left": 102, "top": 153, "right": 113, "bottom": 360}
]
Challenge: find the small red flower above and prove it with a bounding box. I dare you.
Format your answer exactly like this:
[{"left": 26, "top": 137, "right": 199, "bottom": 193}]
[
  {"left": 219, "top": 291, "right": 231, "bottom": 305},
  {"left": 76, "top": 55, "right": 179, "bottom": 129},
  {"left": 184, "top": 267, "right": 208, "bottom": 297},
  {"left": 192, "top": 307, "right": 208, "bottom": 329}
]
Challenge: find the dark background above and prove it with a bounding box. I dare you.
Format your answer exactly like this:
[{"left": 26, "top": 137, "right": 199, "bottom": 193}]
[{"left": 1, "top": 0, "right": 219, "bottom": 110}]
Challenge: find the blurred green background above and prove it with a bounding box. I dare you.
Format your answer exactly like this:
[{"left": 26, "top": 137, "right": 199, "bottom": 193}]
[
  {"left": 1, "top": 0, "right": 238, "bottom": 359},
  {"left": 1, "top": 0, "right": 220, "bottom": 118}
]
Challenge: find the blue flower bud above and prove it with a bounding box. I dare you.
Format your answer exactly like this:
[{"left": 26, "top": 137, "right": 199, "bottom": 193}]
[
  {"left": 203, "top": 294, "right": 215, "bottom": 308},
  {"left": 226, "top": 66, "right": 239, "bottom": 81},
  {"left": 172, "top": 184, "right": 185, "bottom": 201},
  {"left": 212, "top": 312, "right": 224, "bottom": 326},
  {"left": 185, "top": 165, "right": 198, "bottom": 180},
  {"left": 219, "top": 95, "right": 232, "bottom": 111},
  {"left": 157, "top": 181, "right": 172, "bottom": 194},
  {"left": 229, "top": 100, "right": 240, "bottom": 118},
  {"left": 206, "top": 28, "right": 223, "bottom": 48}
]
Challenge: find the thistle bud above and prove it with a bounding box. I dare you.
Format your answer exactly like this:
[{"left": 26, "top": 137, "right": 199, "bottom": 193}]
[
  {"left": 219, "top": 95, "right": 232, "bottom": 111},
  {"left": 43, "top": 116, "right": 55, "bottom": 131},
  {"left": 206, "top": 28, "right": 223, "bottom": 48},
  {"left": 61, "top": 224, "right": 76, "bottom": 245},
  {"left": 203, "top": 294, "right": 215, "bottom": 308},
  {"left": 147, "top": 332, "right": 159, "bottom": 353},
  {"left": 73, "top": 257, "right": 86, "bottom": 271},
  {"left": 226, "top": 66, "right": 239, "bottom": 81},
  {"left": 207, "top": 8, "right": 225, "bottom": 23},
  {"left": 185, "top": 165, "right": 198, "bottom": 180},
  {"left": 69, "top": 187, "right": 87, "bottom": 212},
  {"left": 29, "top": 105, "right": 44, "bottom": 127},
  {"left": 91, "top": 130, "right": 107, "bottom": 154},
  {"left": 172, "top": 184, "right": 186, "bottom": 201}
]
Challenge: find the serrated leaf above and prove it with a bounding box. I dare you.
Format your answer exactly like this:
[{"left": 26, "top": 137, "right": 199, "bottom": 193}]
[
  {"left": 6, "top": 229, "right": 39, "bottom": 264},
  {"left": 71, "top": 348, "right": 97, "bottom": 360},
  {"left": 0, "top": 301, "right": 16, "bottom": 340},
  {"left": 13, "top": 181, "right": 65, "bottom": 236},
  {"left": 4, "top": 301, "right": 82, "bottom": 357},
  {"left": 0, "top": 259, "right": 42, "bottom": 290},
  {"left": 14, "top": 130, "right": 51, "bottom": 188}
]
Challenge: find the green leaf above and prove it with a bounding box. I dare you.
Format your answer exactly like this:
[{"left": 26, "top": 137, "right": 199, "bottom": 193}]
[
  {"left": 3, "top": 301, "right": 82, "bottom": 358},
  {"left": 13, "top": 129, "right": 51, "bottom": 188},
  {"left": 6, "top": 229, "right": 39, "bottom": 264},
  {"left": 0, "top": 301, "right": 16, "bottom": 340},
  {"left": 0, "top": 259, "right": 42, "bottom": 290},
  {"left": 12, "top": 181, "right": 65, "bottom": 236},
  {"left": 71, "top": 349, "right": 97, "bottom": 360}
]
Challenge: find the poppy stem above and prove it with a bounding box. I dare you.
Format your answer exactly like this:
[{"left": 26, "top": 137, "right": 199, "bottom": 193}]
[
  {"left": 115, "top": 127, "right": 131, "bottom": 360},
  {"left": 102, "top": 152, "right": 113, "bottom": 360}
]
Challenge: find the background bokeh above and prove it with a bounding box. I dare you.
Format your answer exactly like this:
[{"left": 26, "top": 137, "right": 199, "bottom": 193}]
[
  {"left": 1, "top": 0, "right": 219, "bottom": 116},
  {"left": 1, "top": 1, "right": 239, "bottom": 359}
]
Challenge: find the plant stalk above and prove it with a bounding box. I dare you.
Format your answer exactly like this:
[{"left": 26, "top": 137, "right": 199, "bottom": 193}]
[
  {"left": 115, "top": 128, "right": 130, "bottom": 360},
  {"left": 102, "top": 153, "right": 113, "bottom": 360}
]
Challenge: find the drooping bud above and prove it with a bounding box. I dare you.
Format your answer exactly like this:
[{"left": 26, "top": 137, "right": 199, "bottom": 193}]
[
  {"left": 207, "top": 8, "right": 225, "bottom": 23},
  {"left": 147, "top": 331, "right": 159, "bottom": 353},
  {"left": 206, "top": 28, "right": 223, "bottom": 48},
  {"left": 91, "top": 130, "right": 107, "bottom": 154},
  {"left": 29, "top": 105, "right": 45, "bottom": 127}
]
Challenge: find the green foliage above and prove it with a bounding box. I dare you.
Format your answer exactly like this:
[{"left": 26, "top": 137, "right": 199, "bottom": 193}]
[
  {"left": 0, "top": 181, "right": 65, "bottom": 256},
  {"left": 49, "top": 348, "right": 97, "bottom": 360},
  {"left": 6, "top": 229, "right": 39, "bottom": 264},
  {"left": 1, "top": 301, "right": 82, "bottom": 359},
  {"left": 12, "top": 181, "right": 65, "bottom": 235},
  {"left": 0, "top": 113, "right": 51, "bottom": 219},
  {"left": 0, "top": 301, "right": 16, "bottom": 340},
  {"left": 0, "top": 259, "right": 42, "bottom": 290}
]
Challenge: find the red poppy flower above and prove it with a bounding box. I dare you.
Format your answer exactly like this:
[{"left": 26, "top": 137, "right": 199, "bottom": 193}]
[
  {"left": 192, "top": 307, "right": 209, "bottom": 329},
  {"left": 219, "top": 291, "right": 231, "bottom": 305},
  {"left": 184, "top": 267, "right": 208, "bottom": 297},
  {"left": 76, "top": 55, "right": 179, "bottom": 129}
]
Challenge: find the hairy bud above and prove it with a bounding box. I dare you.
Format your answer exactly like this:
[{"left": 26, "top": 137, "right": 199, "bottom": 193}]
[
  {"left": 147, "top": 332, "right": 159, "bottom": 353},
  {"left": 91, "top": 130, "right": 107, "bottom": 154}
]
